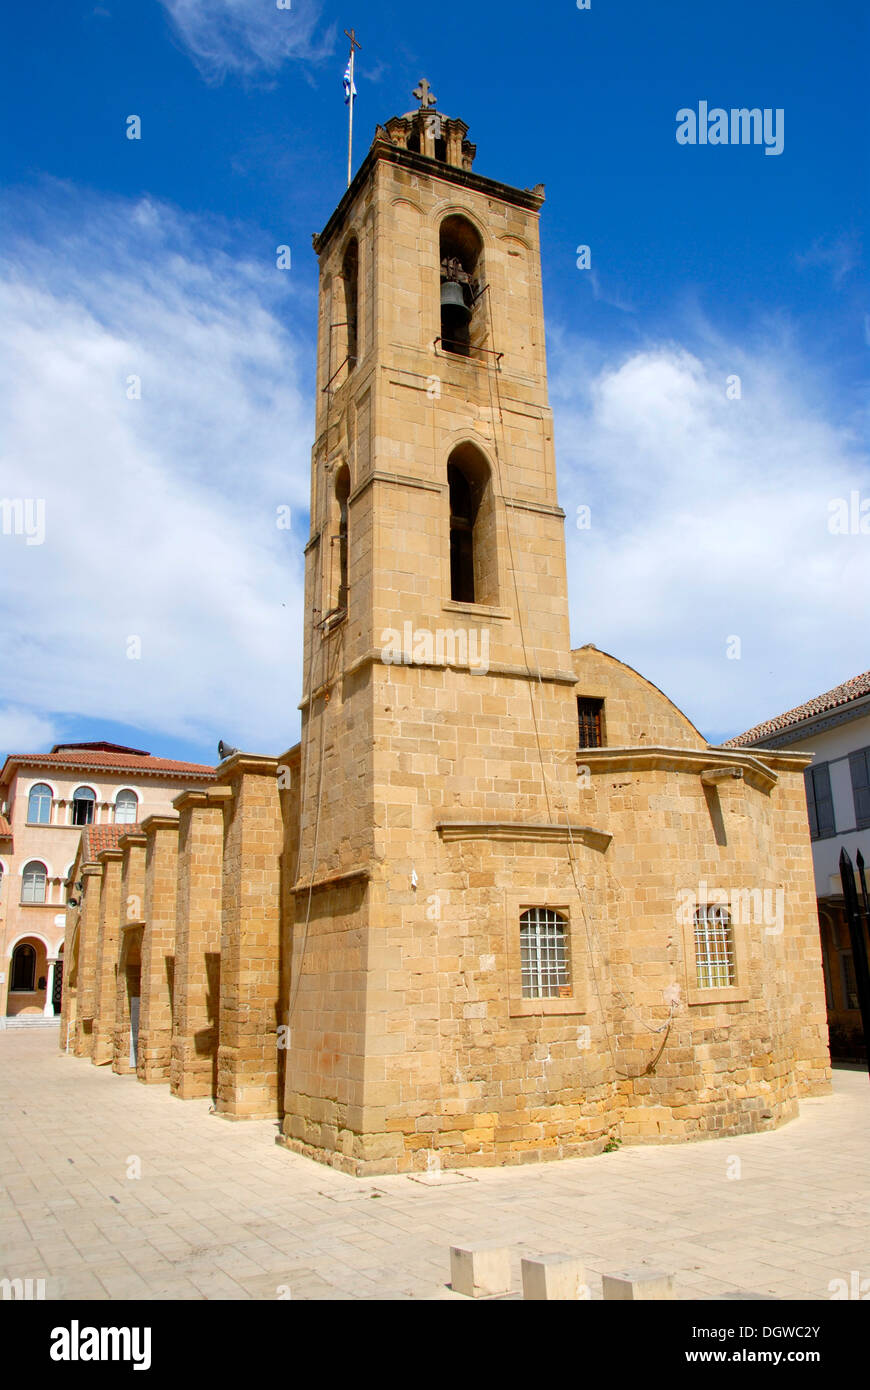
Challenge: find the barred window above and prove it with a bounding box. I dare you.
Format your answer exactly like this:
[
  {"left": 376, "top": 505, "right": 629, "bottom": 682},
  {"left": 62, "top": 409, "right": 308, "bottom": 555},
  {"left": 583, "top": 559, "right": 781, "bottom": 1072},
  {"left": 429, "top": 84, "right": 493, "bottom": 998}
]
[
  {"left": 577, "top": 697, "right": 604, "bottom": 748},
  {"left": 520, "top": 908, "right": 570, "bottom": 999},
  {"left": 694, "top": 905, "right": 735, "bottom": 988}
]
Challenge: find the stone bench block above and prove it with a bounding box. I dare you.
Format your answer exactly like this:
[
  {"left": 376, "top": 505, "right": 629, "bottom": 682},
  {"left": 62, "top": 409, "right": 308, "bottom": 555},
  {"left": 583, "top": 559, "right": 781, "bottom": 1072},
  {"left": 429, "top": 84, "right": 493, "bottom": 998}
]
[
  {"left": 521, "top": 1254, "right": 589, "bottom": 1301},
  {"left": 450, "top": 1244, "right": 511, "bottom": 1298},
  {"left": 602, "top": 1268, "right": 674, "bottom": 1301}
]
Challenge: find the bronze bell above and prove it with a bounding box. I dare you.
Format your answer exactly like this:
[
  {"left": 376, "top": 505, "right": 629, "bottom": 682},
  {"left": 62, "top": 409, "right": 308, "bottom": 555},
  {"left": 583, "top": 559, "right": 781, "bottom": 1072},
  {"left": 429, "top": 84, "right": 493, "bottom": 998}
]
[{"left": 440, "top": 279, "right": 471, "bottom": 324}]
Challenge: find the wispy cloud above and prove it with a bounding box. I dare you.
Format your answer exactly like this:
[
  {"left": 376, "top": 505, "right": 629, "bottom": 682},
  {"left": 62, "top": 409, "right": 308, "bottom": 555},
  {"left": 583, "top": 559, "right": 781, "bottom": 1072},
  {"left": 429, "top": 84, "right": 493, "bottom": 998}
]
[
  {"left": 0, "top": 183, "right": 313, "bottom": 757},
  {"left": 795, "top": 233, "right": 862, "bottom": 288},
  {"left": 158, "top": 0, "right": 334, "bottom": 82},
  {"left": 550, "top": 327, "right": 870, "bottom": 741}
]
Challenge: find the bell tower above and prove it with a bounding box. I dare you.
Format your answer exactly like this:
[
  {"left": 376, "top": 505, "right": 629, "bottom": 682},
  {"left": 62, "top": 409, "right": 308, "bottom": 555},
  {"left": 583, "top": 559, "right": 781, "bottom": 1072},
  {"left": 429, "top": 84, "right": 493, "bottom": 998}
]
[{"left": 281, "top": 84, "right": 582, "bottom": 1175}]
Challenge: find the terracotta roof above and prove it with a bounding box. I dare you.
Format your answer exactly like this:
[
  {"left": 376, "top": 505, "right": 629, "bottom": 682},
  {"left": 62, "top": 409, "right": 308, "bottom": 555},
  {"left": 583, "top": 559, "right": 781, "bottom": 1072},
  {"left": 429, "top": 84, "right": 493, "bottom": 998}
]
[
  {"left": 0, "top": 815, "right": 11, "bottom": 837},
  {"left": 80, "top": 822, "right": 140, "bottom": 864},
  {"left": 1, "top": 750, "right": 215, "bottom": 779},
  {"left": 725, "top": 670, "right": 870, "bottom": 747},
  {"left": 51, "top": 741, "right": 151, "bottom": 757}
]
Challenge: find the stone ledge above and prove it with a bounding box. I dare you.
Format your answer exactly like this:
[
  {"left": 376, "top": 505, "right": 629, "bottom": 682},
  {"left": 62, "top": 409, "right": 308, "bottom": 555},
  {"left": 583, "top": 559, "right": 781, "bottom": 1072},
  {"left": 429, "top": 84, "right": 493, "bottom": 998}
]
[
  {"left": 292, "top": 867, "right": 371, "bottom": 896},
  {"left": 436, "top": 821, "right": 612, "bottom": 852},
  {"left": 577, "top": 745, "right": 784, "bottom": 792}
]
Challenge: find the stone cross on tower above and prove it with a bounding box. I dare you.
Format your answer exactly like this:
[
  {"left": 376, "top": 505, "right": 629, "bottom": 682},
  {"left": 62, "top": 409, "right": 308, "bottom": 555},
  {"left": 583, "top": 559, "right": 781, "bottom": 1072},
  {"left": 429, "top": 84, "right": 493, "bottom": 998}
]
[{"left": 413, "top": 78, "right": 437, "bottom": 109}]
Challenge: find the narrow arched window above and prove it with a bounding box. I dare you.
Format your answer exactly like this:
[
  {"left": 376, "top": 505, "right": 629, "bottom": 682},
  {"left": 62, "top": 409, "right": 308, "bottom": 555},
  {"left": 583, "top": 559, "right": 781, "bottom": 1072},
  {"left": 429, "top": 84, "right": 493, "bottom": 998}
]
[
  {"left": 114, "top": 789, "right": 138, "bottom": 824},
  {"left": 72, "top": 787, "right": 96, "bottom": 826},
  {"left": 21, "top": 861, "right": 47, "bottom": 905},
  {"left": 440, "top": 215, "right": 484, "bottom": 357},
  {"left": 335, "top": 465, "right": 350, "bottom": 613},
  {"left": 447, "top": 443, "right": 497, "bottom": 606},
  {"left": 342, "top": 239, "right": 359, "bottom": 371},
  {"left": 11, "top": 943, "right": 36, "bottom": 992},
  {"left": 448, "top": 464, "right": 476, "bottom": 603},
  {"left": 28, "top": 783, "right": 52, "bottom": 824}
]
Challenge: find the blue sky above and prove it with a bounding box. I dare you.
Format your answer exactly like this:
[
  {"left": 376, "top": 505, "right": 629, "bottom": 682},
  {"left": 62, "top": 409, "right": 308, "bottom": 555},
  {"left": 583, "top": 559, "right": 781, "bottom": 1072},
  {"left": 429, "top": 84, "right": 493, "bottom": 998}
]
[{"left": 0, "top": 0, "right": 867, "bottom": 762}]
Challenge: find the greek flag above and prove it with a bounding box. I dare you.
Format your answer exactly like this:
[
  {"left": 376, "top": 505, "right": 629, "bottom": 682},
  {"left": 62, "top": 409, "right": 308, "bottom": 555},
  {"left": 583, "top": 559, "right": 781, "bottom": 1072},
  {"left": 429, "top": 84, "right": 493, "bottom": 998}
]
[{"left": 343, "top": 60, "right": 357, "bottom": 104}]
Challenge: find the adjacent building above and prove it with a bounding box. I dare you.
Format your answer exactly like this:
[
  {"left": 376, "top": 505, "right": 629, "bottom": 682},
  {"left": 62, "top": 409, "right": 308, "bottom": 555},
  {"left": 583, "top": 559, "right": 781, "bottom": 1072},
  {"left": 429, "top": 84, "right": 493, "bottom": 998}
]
[
  {"left": 727, "top": 671, "right": 870, "bottom": 1059},
  {"left": 0, "top": 742, "right": 214, "bottom": 1026}
]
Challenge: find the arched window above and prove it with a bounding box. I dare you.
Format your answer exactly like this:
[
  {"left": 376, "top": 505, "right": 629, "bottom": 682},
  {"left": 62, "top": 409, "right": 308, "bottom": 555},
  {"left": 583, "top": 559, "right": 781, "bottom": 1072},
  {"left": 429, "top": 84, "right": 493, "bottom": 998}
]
[
  {"left": 447, "top": 443, "right": 498, "bottom": 606},
  {"left": 520, "top": 909, "right": 570, "bottom": 999},
  {"left": 72, "top": 787, "right": 96, "bottom": 826},
  {"left": 21, "top": 861, "right": 47, "bottom": 905},
  {"left": 10, "top": 943, "right": 36, "bottom": 992},
  {"left": 342, "top": 239, "right": 359, "bottom": 372},
  {"left": 335, "top": 465, "right": 350, "bottom": 613},
  {"left": 440, "top": 215, "right": 484, "bottom": 357},
  {"left": 114, "top": 789, "right": 138, "bottom": 824},
  {"left": 28, "top": 783, "right": 52, "bottom": 825}
]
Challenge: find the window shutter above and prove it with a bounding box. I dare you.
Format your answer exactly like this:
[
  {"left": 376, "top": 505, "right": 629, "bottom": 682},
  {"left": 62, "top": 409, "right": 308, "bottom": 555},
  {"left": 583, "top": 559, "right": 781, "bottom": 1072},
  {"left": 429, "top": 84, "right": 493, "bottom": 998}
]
[
  {"left": 849, "top": 749, "right": 870, "bottom": 829},
  {"left": 813, "top": 763, "right": 835, "bottom": 837},
  {"left": 804, "top": 768, "right": 819, "bottom": 839}
]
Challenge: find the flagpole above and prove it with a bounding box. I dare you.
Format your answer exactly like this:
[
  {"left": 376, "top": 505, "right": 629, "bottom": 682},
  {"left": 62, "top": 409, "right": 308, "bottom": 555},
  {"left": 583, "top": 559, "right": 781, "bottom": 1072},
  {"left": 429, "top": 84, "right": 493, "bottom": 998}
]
[
  {"left": 344, "top": 28, "right": 361, "bottom": 190},
  {"left": 347, "top": 44, "right": 354, "bottom": 188}
]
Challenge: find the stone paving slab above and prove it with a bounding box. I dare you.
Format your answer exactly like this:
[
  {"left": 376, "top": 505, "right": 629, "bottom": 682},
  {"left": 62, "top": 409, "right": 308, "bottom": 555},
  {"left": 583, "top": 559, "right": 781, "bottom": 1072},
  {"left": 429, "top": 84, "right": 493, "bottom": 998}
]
[{"left": 0, "top": 1029, "right": 868, "bottom": 1301}]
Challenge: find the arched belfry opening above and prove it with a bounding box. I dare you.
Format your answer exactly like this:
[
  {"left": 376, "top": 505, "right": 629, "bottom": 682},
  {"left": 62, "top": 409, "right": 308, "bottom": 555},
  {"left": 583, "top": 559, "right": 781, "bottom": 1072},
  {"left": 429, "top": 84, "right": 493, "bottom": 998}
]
[
  {"left": 447, "top": 442, "right": 498, "bottom": 605},
  {"left": 334, "top": 464, "right": 350, "bottom": 614},
  {"left": 341, "top": 239, "right": 359, "bottom": 372},
  {"left": 440, "top": 215, "right": 484, "bottom": 357}
]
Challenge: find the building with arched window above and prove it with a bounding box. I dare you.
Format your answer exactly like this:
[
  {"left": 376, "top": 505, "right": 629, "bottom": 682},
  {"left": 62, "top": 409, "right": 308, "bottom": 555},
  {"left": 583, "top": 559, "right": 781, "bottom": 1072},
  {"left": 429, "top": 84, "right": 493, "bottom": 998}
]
[
  {"left": 0, "top": 742, "right": 214, "bottom": 1026},
  {"left": 59, "top": 86, "right": 831, "bottom": 1177}
]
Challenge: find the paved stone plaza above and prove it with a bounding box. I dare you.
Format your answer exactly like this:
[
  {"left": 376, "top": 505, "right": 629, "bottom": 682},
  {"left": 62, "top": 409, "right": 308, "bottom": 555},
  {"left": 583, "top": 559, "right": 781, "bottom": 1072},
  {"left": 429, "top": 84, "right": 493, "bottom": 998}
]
[{"left": 1, "top": 1029, "right": 867, "bottom": 1301}]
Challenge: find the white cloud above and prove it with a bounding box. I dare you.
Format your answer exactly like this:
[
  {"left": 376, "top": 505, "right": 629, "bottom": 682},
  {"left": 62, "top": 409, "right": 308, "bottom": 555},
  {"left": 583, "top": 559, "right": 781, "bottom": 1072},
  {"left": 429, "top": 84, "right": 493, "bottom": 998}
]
[
  {"left": 0, "top": 707, "right": 58, "bottom": 755},
  {"left": 551, "top": 331, "right": 870, "bottom": 741},
  {"left": 0, "top": 185, "right": 313, "bottom": 758},
  {"left": 158, "top": 0, "right": 333, "bottom": 81}
]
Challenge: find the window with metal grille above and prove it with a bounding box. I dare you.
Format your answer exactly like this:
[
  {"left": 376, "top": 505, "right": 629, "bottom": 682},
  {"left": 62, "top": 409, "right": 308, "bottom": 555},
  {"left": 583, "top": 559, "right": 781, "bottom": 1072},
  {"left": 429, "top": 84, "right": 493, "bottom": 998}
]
[
  {"left": 21, "top": 860, "right": 47, "bottom": 905},
  {"left": 694, "top": 904, "right": 735, "bottom": 988},
  {"left": 520, "top": 908, "right": 570, "bottom": 998},
  {"left": 841, "top": 951, "right": 859, "bottom": 1011},
  {"left": 849, "top": 748, "right": 870, "bottom": 831},
  {"left": 577, "top": 697, "right": 604, "bottom": 748},
  {"left": 804, "top": 762, "right": 835, "bottom": 839}
]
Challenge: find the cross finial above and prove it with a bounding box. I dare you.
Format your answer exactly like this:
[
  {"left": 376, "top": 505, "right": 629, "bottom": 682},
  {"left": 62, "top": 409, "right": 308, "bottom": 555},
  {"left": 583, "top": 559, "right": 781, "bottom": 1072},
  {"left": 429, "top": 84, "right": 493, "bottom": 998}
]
[{"left": 413, "top": 79, "right": 437, "bottom": 110}]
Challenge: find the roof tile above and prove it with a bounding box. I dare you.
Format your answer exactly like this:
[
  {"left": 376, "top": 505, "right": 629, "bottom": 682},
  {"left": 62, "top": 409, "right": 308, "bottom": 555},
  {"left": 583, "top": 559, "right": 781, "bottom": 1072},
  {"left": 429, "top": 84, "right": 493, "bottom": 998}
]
[{"left": 725, "top": 669, "right": 870, "bottom": 747}]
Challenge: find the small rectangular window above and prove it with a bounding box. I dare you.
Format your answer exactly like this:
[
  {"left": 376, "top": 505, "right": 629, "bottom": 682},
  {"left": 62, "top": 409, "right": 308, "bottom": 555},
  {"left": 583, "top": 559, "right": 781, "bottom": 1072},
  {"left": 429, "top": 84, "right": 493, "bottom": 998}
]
[
  {"left": 805, "top": 763, "right": 835, "bottom": 839},
  {"left": 849, "top": 749, "right": 870, "bottom": 830},
  {"left": 577, "top": 697, "right": 604, "bottom": 748},
  {"left": 694, "top": 905, "right": 735, "bottom": 988},
  {"left": 520, "top": 908, "right": 570, "bottom": 999}
]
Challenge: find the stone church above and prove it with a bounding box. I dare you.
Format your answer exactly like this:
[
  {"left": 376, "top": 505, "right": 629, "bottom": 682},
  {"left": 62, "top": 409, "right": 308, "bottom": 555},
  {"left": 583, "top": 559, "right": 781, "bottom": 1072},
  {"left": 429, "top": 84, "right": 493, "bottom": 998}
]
[{"left": 62, "top": 87, "right": 831, "bottom": 1176}]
